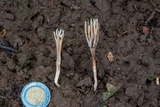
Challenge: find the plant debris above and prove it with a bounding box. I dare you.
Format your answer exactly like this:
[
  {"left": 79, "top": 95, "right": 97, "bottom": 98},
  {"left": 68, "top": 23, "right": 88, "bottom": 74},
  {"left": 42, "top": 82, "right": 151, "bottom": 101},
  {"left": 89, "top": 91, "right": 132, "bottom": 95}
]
[
  {"left": 0, "top": 26, "right": 6, "bottom": 37},
  {"left": 0, "top": 44, "right": 17, "bottom": 53},
  {"left": 0, "top": 26, "right": 17, "bottom": 55},
  {"left": 143, "top": 0, "right": 160, "bottom": 36},
  {"left": 102, "top": 83, "right": 121, "bottom": 101},
  {"left": 107, "top": 52, "right": 114, "bottom": 62}
]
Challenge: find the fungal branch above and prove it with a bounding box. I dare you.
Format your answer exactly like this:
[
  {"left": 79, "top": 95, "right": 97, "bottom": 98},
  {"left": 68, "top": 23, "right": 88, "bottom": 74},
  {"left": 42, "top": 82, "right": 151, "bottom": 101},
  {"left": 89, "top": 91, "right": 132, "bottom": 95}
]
[
  {"left": 85, "top": 18, "right": 99, "bottom": 91},
  {"left": 53, "top": 28, "right": 64, "bottom": 87}
]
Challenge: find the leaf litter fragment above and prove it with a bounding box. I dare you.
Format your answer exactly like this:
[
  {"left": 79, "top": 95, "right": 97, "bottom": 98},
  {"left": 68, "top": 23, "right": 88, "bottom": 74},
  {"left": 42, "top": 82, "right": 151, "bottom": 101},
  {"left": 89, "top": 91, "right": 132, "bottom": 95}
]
[
  {"left": 102, "top": 83, "right": 121, "bottom": 101},
  {"left": 107, "top": 52, "right": 114, "bottom": 62}
]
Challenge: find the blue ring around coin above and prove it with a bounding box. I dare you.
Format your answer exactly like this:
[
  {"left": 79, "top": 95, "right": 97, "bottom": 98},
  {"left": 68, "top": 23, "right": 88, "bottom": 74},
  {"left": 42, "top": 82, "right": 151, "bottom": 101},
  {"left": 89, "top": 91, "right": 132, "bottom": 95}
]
[{"left": 21, "top": 82, "right": 51, "bottom": 107}]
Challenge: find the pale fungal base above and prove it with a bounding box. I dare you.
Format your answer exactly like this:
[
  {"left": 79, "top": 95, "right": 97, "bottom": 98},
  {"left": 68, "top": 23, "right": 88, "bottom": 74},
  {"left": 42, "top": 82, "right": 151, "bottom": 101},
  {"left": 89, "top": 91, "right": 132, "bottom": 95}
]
[
  {"left": 156, "top": 77, "right": 159, "bottom": 85},
  {"left": 53, "top": 28, "right": 64, "bottom": 87},
  {"left": 85, "top": 18, "right": 99, "bottom": 91},
  {"left": 26, "top": 87, "right": 46, "bottom": 106}
]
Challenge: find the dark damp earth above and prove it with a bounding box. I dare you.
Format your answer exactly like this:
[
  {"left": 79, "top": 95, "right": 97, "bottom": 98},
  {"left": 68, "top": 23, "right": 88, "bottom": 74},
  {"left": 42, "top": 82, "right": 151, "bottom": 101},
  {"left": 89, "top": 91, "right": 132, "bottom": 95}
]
[{"left": 0, "top": 0, "right": 160, "bottom": 107}]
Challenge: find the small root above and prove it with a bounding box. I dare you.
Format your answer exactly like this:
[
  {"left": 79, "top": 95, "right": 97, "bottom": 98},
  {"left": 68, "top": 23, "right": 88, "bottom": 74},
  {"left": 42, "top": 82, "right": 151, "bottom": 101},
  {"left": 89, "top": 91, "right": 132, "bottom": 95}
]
[
  {"left": 117, "top": 31, "right": 128, "bottom": 37},
  {"left": 62, "top": 39, "right": 75, "bottom": 48}
]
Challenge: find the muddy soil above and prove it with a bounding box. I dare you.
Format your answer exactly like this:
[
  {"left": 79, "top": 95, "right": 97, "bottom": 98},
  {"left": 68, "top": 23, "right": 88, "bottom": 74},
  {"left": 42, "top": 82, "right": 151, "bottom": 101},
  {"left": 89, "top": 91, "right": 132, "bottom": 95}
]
[{"left": 0, "top": 0, "right": 160, "bottom": 107}]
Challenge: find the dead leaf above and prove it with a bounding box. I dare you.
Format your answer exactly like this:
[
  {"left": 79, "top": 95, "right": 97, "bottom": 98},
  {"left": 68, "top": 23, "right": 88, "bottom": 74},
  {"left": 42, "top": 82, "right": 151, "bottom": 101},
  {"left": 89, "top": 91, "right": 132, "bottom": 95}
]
[
  {"left": 106, "top": 83, "right": 116, "bottom": 92},
  {"left": 0, "top": 29, "right": 6, "bottom": 37},
  {"left": 102, "top": 83, "right": 118, "bottom": 101}
]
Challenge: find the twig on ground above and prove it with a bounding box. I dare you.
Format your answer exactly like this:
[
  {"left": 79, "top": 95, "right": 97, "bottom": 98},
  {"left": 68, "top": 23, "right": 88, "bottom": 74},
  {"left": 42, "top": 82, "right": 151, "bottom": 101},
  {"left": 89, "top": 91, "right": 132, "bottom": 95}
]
[
  {"left": 145, "top": 10, "right": 156, "bottom": 25},
  {"left": 85, "top": 18, "right": 99, "bottom": 91},
  {"left": 0, "top": 44, "right": 17, "bottom": 52},
  {"left": 145, "top": 0, "right": 160, "bottom": 24},
  {"left": 150, "top": 0, "right": 160, "bottom": 12},
  {"left": 117, "top": 31, "right": 128, "bottom": 37},
  {"left": 53, "top": 28, "right": 64, "bottom": 87},
  {"left": 117, "top": 26, "right": 128, "bottom": 37}
]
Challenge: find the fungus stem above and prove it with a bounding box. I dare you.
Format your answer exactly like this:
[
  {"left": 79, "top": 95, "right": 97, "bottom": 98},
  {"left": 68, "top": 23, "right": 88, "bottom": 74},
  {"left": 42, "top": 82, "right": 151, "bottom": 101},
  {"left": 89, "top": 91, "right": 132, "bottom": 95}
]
[
  {"left": 85, "top": 18, "right": 99, "bottom": 91},
  {"left": 90, "top": 48, "right": 97, "bottom": 91},
  {"left": 53, "top": 28, "right": 64, "bottom": 87}
]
